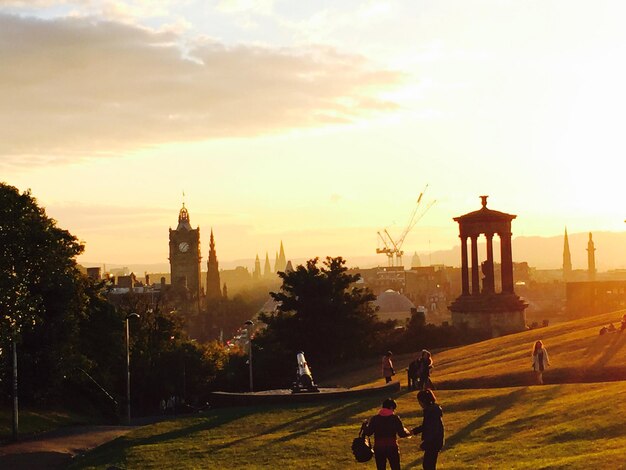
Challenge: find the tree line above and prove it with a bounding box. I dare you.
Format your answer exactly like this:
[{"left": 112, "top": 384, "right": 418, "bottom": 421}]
[{"left": 1, "top": 182, "right": 477, "bottom": 427}]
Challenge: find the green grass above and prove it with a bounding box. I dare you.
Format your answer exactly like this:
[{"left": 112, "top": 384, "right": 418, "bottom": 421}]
[
  {"left": 70, "top": 383, "right": 626, "bottom": 469},
  {"left": 67, "top": 310, "right": 626, "bottom": 469},
  {"left": 0, "top": 408, "right": 91, "bottom": 442},
  {"left": 343, "top": 309, "right": 626, "bottom": 390}
]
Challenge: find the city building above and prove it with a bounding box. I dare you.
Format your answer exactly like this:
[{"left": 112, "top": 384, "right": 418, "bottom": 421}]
[{"left": 168, "top": 203, "right": 202, "bottom": 300}]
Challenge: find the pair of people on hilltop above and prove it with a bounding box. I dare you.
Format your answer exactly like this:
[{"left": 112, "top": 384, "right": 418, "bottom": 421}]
[
  {"left": 364, "top": 390, "right": 444, "bottom": 470},
  {"left": 407, "top": 350, "right": 434, "bottom": 391}
]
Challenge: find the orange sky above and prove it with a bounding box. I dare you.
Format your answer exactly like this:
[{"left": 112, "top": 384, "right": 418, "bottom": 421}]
[{"left": 2, "top": 1, "right": 626, "bottom": 269}]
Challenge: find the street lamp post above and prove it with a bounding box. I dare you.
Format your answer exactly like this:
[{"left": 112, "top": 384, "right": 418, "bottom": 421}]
[
  {"left": 244, "top": 320, "right": 254, "bottom": 392},
  {"left": 12, "top": 338, "right": 18, "bottom": 441},
  {"left": 125, "top": 312, "right": 140, "bottom": 424}
]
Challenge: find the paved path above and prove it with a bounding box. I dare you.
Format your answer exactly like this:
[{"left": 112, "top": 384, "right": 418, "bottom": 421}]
[{"left": 0, "top": 425, "right": 132, "bottom": 469}]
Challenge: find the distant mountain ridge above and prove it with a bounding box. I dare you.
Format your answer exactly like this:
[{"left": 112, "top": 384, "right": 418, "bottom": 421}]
[{"left": 421, "top": 231, "right": 626, "bottom": 271}]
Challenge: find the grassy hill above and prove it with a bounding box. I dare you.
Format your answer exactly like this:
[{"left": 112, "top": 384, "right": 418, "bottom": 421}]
[{"left": 70, "top": 310, "right": 626, "bottom": 469}]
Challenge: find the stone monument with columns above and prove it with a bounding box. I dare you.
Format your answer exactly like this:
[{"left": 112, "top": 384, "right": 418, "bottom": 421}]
[{"left": 449, "top": 196, "right": 527, "bottom": 337}]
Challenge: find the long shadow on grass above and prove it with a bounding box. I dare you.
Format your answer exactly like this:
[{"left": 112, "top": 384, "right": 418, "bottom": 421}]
[
  {"left": 270, "top": 395, "right": 389, "bottom": 444},
  {"left": 405, "top": 387, "right": 529, "bottom": 469},
  {"left": 130, "top": 407, "right": 257, "bottom": 447},
  {"left": 592, "top": 332, "right": 626, "bottom": 369},
  {"left": 208, "top": 402, "right": 351, "bottom": 452},
  {"left": 70, "top": 408, "right": 260, "bottom": 468}
]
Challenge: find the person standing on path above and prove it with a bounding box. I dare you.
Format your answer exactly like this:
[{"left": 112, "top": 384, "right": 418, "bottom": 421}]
[
  {"left": 531, "top": 340, "right": 550, "bottom": 385},
  {"left": 364, "top": 398, "right": 411, "bottom": 470},
  {"left": 382, "top": 351, "right": 395, "bottom": 384},
  {"left": 411, "top": 389, "right": 444, "bottom": 470}
]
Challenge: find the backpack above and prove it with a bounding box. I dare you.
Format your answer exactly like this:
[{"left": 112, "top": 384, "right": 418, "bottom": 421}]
[{"left": 351, "top": 422, "right": 374, "bottom": 463}]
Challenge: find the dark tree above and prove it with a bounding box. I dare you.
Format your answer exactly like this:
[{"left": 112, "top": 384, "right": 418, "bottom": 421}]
[
  {"left": 257, "top": 257, "right": 391, "bottom": 384},
  {"left": 0, "top": 184, "right": 89, "bottom": 408}
]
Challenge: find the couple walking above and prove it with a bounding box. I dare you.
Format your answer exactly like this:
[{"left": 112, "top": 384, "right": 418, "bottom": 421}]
[
  {"left": 408, "top": 349, "right": 434, "bottom": 391},
  {"left": 363, "top": 390, "right": 444, "bottom": 470},
  {"left": 382, "top": 349, "right": 434, "bottom": 390}
]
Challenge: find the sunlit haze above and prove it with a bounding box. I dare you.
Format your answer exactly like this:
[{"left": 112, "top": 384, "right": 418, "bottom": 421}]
[{"left": 2, "top": 1, "right": 626, "bottom": 270}]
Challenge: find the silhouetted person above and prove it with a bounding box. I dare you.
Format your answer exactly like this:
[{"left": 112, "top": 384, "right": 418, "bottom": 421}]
[
  {"left": 407, "top": 356, "right": 419, "bottom": 390},
  {"left": 608, "top": 323, "right": 616, "bottom": 332},
  {"left": 364, "top": 398, "right": 411, "bottom": 470},
  {"left": 382, "top": 351, "right": 395, "bottom": 384},
  {"left": 418, "top": 350, "right": 434, "bottom": 390},
  {"left": 412, "top": 389, "right": 444, "bottom": 470},
  {"left": 531, "top": 340, "right": 550, "bottom": 385}
]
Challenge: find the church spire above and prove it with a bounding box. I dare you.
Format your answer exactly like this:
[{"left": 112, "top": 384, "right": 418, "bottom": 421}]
[
  {"left": 587, "top": 232, "right": 596, "bottom": 281},
  {"left": 276, "top": 241, "right": 287, "bottom": 273},
  {"left": 206, "top": 228, "right": 221, "bottom": 300},
  {"left": 563, "top": 227, "right": 572, "bottom": 281},
  {"left": 264, "top": 252, "right": 272, "bottom": 278}
]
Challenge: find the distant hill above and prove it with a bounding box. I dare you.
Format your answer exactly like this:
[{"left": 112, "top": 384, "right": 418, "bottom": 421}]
[
  {"left": 418, "top": 230, "right": 626, "bottom": 271},
  {"left": 79, "top": 231, "right": 626, "bottom": 274}
]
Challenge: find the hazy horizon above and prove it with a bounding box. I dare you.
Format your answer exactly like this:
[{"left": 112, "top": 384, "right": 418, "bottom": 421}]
[{"left": 79, "top": 229, "right": 626, "bottom": 274}]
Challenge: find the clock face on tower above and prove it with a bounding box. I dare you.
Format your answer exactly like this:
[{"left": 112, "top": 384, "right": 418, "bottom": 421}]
[{"left": 178, "top": 242, "right": 190, "bottom": 253}]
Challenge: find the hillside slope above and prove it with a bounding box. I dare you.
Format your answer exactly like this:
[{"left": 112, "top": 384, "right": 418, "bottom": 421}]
[{"left": 432, "top": 309, "right": 626, "bottom": 389}]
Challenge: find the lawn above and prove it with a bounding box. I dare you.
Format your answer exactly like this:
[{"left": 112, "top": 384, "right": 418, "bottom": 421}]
[
  {"left": 70, "top": 382, "right": 626, "bottom": 469},
  {"left": 0, "top": 408, "right": 92, "bottom": 442},
  {"left": 64, "top": 310, "right": 626, "bottom": 468}
]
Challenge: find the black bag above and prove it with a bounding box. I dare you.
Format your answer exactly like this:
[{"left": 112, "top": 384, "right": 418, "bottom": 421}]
[{"left": 351, "top": 422, "right": 374, "bottom": 463}]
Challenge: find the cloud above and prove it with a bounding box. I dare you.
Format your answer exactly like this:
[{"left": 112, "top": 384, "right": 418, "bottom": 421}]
[{"left": 0, "top": 14, "right": 402, "bottom": 166}]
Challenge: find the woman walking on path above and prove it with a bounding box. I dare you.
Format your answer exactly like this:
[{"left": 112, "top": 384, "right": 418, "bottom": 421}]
[
  {"left": 418, "top": 350, "right": 434, "bottom": 390},
  {"left": 531, "top": 340, "right": 550, "bottom": 385},
  {"left": 382, "top": 351, "right": 395, "bottom": 383},
  {"left": 364, "top": 398, "right": 411, "bottom": 470},
  {"left": 412, "top": 389, "right": 444, "bottom": 470}
]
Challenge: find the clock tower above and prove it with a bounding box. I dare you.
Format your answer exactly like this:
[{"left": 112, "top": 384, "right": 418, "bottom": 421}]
[{"left": 169, "top": 203, "right": 202, "bottom": 299}]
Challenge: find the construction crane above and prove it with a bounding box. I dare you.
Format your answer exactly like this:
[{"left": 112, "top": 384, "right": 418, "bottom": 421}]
[{"left": 376, "top": 185, "right": 436, "bottom": 267}]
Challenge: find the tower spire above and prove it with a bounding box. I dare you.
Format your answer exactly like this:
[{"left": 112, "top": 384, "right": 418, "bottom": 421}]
[
  {"left": 206, "top": 227, "right": 221, "bottom": 300},
  {"left": 587, "top": 232, "right": 596, "bottom": 281},
  {"left": 563, "top": 227, "right": 572, "bottom": 281},
  {"left": 253, "top": 254, "right": 261, "bottom": 281},
  {"left": 264, "top": 252, "right": 272, "bottom": 278},
  {"left": 276, "top": 240, "right": 287, "bottom": 272}
]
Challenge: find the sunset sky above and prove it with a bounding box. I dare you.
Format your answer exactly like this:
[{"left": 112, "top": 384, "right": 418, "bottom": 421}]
[{"left": 2, "top": 1, "right": 626, "bottom": 270}]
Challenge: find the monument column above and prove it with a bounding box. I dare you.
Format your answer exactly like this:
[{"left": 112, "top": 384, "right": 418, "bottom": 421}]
[
  {"left": 500, "top": 232, "right": 514, "bottom": 293},
  {"left": 471, "top": 235, "right": 480, "bottom": 295},
  {"left": 460, "top": 235, "right": 469, "bottom": 295},
  {"left": 485, "top": 232, "right": 495, "bottom": 293}
]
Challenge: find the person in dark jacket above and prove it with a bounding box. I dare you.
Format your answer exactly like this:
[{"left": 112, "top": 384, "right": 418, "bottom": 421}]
[
  {"left": 411, "top": 389, "right": 444, "bottom": 470},
  {"left": 364, "top": 398, "right": 411, "bottom": 470},
  {"left": 417, "top": 349, "right": 434, "bottom": 390},
  {"left": 407, "top": 356, "right": 419, "bottom": 390}
]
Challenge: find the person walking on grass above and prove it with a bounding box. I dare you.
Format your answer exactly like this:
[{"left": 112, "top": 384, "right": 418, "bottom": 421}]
[
  {"left": 364, "top": 398, "right": 411, "bottom": 470},
  {"left": 418, "top": 349, "right": 434, "bottom": 390},
  {"left": 412, "top": 389, "right": 444, "bottom": 470},
  {"left": 531, "top": 340, "right": 550, "bottom": 385},
  {"left": 382, "top": 351, "right": 395, "bottom": 384}
]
